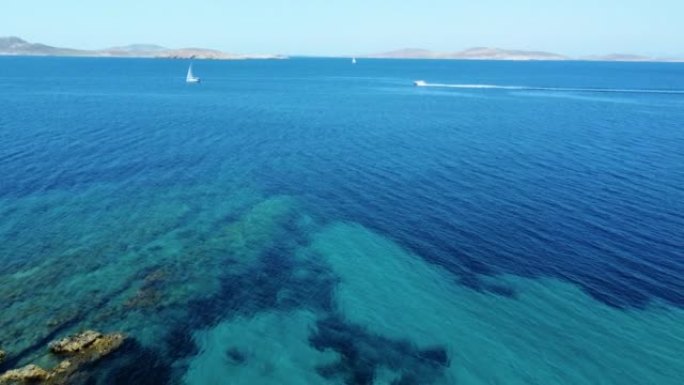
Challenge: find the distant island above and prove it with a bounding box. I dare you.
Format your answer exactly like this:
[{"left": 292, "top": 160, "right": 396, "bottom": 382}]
[
  {"left": 365, "top": 47, "right": 682, "bottom": 62},
  {"left": 0, "top": 37, "right": 286, "bottom": 60},
  {"left": 2, "top": 37, "right": 681, "bottom": 62}
]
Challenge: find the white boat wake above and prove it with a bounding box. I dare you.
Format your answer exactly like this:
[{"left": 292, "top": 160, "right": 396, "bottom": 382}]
[{"left": 415, "top": 82, "right": 684, "bottom": 95}]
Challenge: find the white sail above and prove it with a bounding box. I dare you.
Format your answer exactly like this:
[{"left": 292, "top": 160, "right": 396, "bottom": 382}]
[
  {"left": 186, "top": 63, "right": 200, "bottom": 83},
  {"left": 352, "top": 57, "right": 357, "bottom": 64}
]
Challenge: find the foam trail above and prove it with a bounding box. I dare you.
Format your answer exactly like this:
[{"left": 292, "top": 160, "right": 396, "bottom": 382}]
[{"left": 419, "top": 82, "right": 684, "bottom": 95}]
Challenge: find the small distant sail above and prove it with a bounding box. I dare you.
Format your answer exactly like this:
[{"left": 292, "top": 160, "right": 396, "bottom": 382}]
[
  {"left": 186, "top": 63, "right": 200, "bottom": 83},
  {"left": 352, "top": 57, "right": 357, "bottom": 64}
]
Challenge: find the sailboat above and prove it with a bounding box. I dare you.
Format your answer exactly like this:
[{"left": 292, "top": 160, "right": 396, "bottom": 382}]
[
  {"left": 186, "top": 63, "right": 200, "bottom": 83},
  {"left": 352, "top": 57, "right": 357, "bottom": 64}
]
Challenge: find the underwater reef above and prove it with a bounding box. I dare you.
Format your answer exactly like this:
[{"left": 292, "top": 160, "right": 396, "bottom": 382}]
[
  {"left": 0, "top": 330, "right": 124, "bottom": 385},
  {"left": 2, "top": 188, "right": 683, "bottom": 384}
]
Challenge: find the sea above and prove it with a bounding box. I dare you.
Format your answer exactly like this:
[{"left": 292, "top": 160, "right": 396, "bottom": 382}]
[{"left": 0, "top": 57, "right": 683, "bottom": 384}]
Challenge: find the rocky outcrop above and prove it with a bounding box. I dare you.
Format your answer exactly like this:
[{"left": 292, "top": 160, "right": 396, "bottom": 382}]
[
  {"left": 49, "top": 330, "right": 124, "bottom": 358},
  {"left": 0, "top": 364, "right": 50, "bottom": 383},
  {"left": 0, "top": 331, "right": 125, "bottom": 385},
  {"left": 49, "top": 330, "right": 102, "bottom": 354}
]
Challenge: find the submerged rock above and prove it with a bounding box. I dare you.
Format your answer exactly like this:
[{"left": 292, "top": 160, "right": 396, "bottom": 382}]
[
  {"left": 123, "top": 287, "right": 162, "bottom": 310},
  {"left": 0, "top": 364, "right": 50, "bottom": 383},
  {"left": 143, "top": 268, "right": 169, "bottom": 285},
  {"left": 49, "top": 330, "right": 101, "bottom": 354},
  {"left": 0, "top": 331, "right": 125, "bottom": 385},
  {"left": 49, "top": 330, "right": 124, "bottom": 358}
]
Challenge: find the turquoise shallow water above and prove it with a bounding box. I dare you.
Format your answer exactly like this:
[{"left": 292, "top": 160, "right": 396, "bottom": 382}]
[{"left": 0, "top": 57, "right": 683, "bottom": 384}]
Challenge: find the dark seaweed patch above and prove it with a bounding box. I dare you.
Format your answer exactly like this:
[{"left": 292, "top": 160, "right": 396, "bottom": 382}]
[
  {"left": 95, "top": 339, "right": 173, "bottom": 385},
  {"left": 418, "top": 346, "right": 450, "bottom": 367},
  {"left": 224, "top": 347, "right": 247, "bottom": 364},
  {"left": 186, "top": 248, "right": 338, "bottom": 328},
  {"left": 162, "top": 324, "right": 199, "bottom": 361},
  {"left": 310, "top": 315, "right": 450, "bottom": 385}
]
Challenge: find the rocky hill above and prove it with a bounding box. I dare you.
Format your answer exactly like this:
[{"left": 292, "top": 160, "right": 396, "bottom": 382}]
[
  {"left": 366, "top": 47, "right": 681, "bottom": 62},
  {"left": 0, "top": 37, "right": 285, "bottom": 60}
]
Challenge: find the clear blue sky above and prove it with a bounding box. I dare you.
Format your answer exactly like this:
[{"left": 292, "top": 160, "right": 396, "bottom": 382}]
[{"left": 2, "top": 0, "right": 683, "bottom": 56}]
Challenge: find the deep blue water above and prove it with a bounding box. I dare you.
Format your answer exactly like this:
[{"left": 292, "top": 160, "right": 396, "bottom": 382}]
[{"left": 1, "top": 57, "right": 683, "bottom": 384}]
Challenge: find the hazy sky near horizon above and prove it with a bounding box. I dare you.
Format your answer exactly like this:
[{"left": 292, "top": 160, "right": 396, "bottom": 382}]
[{"left": 2, "top": 0, "right": 683, "bottom": 56}]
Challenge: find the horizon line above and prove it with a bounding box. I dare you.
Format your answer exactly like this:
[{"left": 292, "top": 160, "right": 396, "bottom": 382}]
[{"left": 1, "top": 35, "right": 682, "bottom": 60}]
